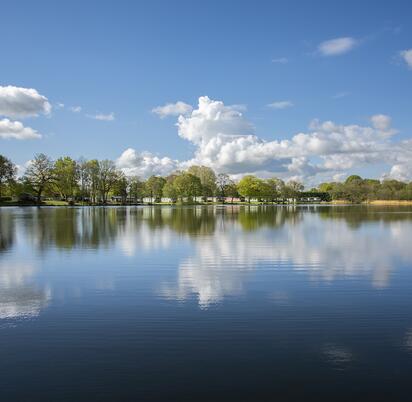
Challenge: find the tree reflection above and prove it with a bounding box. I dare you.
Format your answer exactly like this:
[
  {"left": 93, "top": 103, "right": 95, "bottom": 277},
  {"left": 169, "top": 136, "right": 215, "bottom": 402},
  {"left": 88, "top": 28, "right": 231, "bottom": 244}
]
[
  {"left": 3, "top": 205, "right": 412, "bottom": 254},
  {"left": 0, "top": 209, "right": 14, "bottom": 253}
]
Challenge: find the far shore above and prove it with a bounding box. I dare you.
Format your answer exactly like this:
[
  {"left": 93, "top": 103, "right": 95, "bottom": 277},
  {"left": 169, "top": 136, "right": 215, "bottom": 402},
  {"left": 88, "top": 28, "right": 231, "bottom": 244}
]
[{"left": 2, "top": 200, "right": 412, "bottom": 207}]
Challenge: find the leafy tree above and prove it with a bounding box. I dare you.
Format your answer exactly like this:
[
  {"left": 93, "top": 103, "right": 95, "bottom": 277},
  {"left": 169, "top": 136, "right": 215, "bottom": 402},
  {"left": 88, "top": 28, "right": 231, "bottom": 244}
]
[
  {"left": 77, "top": 157, "right": 91, "bottom": 202},
  {"left": 237, "top": 175, "right": 264, "bottom": 202},
  {"left": 145, "top": 176, "right": 166, "bottom": 202},
  {"left": 0, "top": 155, "right": 17, "bottom": 199},
  {"left": 24, "top": 153, "right": 55, "bottom": 204},
  {"left": 112, "top": 173, "right": 128, "bottom": 203},
  {"left": 53, "top": 156, "right": 79, "bottom": 200},
  {"left": 172, "top": 172, "right": 202, "bottom": 201},
  {"left": 98, "top": 160, "right": 119, "bottom": 203},
  {"left": 188, "top": 165, "right": 216, "bottom": 198},
  {"left": 345, "top": 175, "right": 362, "bottom": 184},
  {"left": 128, "top": 176, "right": 145, "bottom": 203},
  {"left": 162, "top": 177, "right": 179, "bottom": 202},
  {"left": 264, "top": 178, "right": 284, "bottom": 202},
  {"left": 86, "top": 159, "right": 100, "bottom": 203},
  {"left": 225, "top": 181, "right": 239, "bottom": 202}
]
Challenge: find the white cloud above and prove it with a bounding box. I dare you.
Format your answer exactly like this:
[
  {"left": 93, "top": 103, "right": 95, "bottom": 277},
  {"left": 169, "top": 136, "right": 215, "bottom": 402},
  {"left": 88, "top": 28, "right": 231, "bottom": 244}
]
[
  {"left": 371, "top": 114, "right": 392, "bottom": 131},
  {"left": 118, "top": 96, "right": 412, "bottom": 183},
  {"left": 117, "top": 148, "right": 179, "bottom": 177},
  {"left": 152, "top": 101, "right": 193, "bottom": 118},
  {"left": 69, "top": 106, "right": 82, "bottom": 113},
  {"left": 267, "top": 100, "right": 294, "bottom": 109},
  {"left": 271, "top": 57, "right": 288, "bottom": 64},
  {"left": 400, "top": 49, "right": 412, "bottom": 69},
  {"left": 0, "top": 85, "right": 51, "bottom": 118},
  {"left": 87, "top": 112, "right": 115, "bottom": 121},
  {"left": 0, "top": 118, "right": 42, "bottom": 140},
  {"left": 318, "top": 37, "right": 357, "bottom": 56}
]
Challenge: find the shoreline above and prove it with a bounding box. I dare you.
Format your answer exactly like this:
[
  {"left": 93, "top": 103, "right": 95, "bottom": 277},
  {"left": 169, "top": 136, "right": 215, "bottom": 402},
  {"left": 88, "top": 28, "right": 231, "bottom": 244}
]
[{"left": 2, "top": 200, "right": 412, "bottom": 208}]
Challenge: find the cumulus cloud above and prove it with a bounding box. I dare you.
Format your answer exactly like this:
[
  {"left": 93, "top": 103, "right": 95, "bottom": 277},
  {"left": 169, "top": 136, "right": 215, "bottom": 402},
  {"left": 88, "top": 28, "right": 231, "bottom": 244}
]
[
  {"left": 400, "top": 49, "right": 412, "bottom": 69},
  {"left": 152, "top": 101, "right": 193, "bottom": 118},
  {"left": 267, "top": 100, "right": 294, "bottom": 109},
  {"left": 0, "top": 85, "right": 51, "bottom": 118},
  {"left": 87, "top": 112, "right": 115, "bottom": 121},
  {"left": 318, "top": 37, "right": 357, "bottom": 56},
  {"left": 69, "top": 106, "right": 82, "bottom": 113},
  {"left": 117, "top": 96, "right": 412, "bottom": 183},
  {"left": 117, "top": 148, "right": 179, "bottom": 177},
  {"left": 0, "top": 118, "right": 42, "bottom": 140}
]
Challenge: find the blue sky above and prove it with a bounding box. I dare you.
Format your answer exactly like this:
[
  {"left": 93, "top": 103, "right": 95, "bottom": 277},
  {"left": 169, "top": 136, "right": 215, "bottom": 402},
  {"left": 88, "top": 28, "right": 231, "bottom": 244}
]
[{"left": 0, "top": 0, "right": 411, "bottom": 184}]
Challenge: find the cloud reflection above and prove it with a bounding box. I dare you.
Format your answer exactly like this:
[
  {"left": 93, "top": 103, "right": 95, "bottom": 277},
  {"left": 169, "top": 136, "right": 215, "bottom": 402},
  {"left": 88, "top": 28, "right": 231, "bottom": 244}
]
[
  {"left": 0, "top": 262, "right": 50, "bottom": 320},
  {"left": 158, "top": 207, "right": 412, "bottom": 308}
]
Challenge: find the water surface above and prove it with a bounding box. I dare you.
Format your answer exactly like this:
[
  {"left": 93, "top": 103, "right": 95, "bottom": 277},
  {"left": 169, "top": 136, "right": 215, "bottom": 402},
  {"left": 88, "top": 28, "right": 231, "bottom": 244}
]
[{"left": 1, "top": 205, "right": 412, "bottom": 401}]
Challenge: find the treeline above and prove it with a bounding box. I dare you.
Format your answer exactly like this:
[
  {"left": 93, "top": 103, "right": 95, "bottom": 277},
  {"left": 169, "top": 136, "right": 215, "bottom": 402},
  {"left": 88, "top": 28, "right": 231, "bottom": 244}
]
[
  {"left": 1, "top": 154, "right": 411, "bottom": 205},
  {"left": 0, "top": 153, "right": 308, "bottom": 204},
  {"left": 318, "top": 175, "right": 412, "bottom": 203}
]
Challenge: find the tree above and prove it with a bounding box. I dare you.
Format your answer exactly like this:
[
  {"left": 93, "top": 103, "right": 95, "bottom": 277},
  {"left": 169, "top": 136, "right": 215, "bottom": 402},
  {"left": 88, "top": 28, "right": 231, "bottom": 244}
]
[
  {"left": 77, "top": 157, "right": 91, "bottom": 203},
  {"left": 172, "top": 172, "right": 202, "bottom": 202},
  {"left": 162, "top": 177, "right": 179, "bottom": 202},
  {"left": 128, "top": 176, "right": 145, "bottom": 203},
  {"left": 145, "top": 176, "right": 166, "bottom": 202},
  {"left": 237, "top": 175, "right": 264, "bottom": 203},
  {"left": 98, "top": 160, "right": 119, "bottom": 203},
  {"left": 345, "top": 175, "right": 362, "bottom": 184},
  {"left": 216, "top": 173, "right": 232, "bottom": 201},
  {"left": 112, "top": 173, "right": 128, "bottom": 203},
  {"left": 225, "top": 181, "right": 239, "bottom": 202},
  {"left": 0, "top": 155, "right": 16, "bottom": 199},
  {"left": 53, "top": 156, "right": 79, "bottom": 200},
  {"left": 24, "top": 153, "right": 55, "bottom": 204},
  {"left": 188, "top": 165, "right": 216, "bottom": 198},
  {"left": 85, "top": 159, "right": 100, "bottom": 203},
  {"left": 264, "top": 178, "right": 284, "bottom": 202}
]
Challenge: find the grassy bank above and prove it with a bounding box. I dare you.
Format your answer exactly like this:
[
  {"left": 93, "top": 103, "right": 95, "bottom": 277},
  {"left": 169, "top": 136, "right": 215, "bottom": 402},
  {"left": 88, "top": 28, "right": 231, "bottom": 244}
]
[{"left": 365, "top": 200, "right": 412, "bottom": 205}]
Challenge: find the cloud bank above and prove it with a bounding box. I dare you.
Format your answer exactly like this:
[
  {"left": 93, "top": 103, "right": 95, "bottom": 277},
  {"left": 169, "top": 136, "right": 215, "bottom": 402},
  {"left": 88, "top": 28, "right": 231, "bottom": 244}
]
[{"left": 117, "top": 96, "right": 412, "bottom": 183}]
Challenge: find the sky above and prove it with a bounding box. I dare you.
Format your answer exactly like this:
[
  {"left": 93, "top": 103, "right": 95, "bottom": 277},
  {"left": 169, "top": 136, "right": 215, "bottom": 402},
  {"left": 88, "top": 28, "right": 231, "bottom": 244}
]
[{"left": 0, "top": 0, "right": 411, "bottom": 185}]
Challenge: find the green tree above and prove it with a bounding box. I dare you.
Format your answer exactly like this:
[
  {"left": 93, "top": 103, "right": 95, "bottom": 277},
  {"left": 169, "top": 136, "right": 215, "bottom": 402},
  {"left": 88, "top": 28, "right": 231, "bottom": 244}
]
[
  {"left": 0, "top": 155, "right": 17, "bottom": 199},
  {"left": 128, "top": 176, "right": 145, "bottom": 203},
  {"left": 145, "top": 176, "right": 166, "bottom": 202},
  {"left": 98, "top": 160, "right": 119, "bottom": 203},
  {"left": 112, "top": 173, "right": 128, "bottom": 203},
  {"left": 345, "top": 175, "right": 362, "bottom": 184},
  {"left": 86, "top": 159, "right": 100, "bottom": 203},
  {"left": 77, "top": 157, "right": 91, "bottom": 203},
  {"left": 237, "top": 175, "right": 263, "bottom": 203},
  {"left": 172, "top": 172, "right": 202, "bottom": 202},
  {"left": 187, "top": 165, "right": 217, "bottom": 198},
  {"left": 264, "top": 178, "right": 284, "bottom": 202},
  {"left": 24, "top": 153, "right": 55, "bottom": 204},
  {"left": 53, "top": 156, "right": 79, "bottom": 200}
]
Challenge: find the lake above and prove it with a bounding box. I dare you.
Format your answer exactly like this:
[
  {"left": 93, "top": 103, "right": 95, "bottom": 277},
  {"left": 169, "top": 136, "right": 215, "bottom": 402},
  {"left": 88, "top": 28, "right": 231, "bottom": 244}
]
[{"left": 1, "top": 205, "right": 412, "bottom": 401}]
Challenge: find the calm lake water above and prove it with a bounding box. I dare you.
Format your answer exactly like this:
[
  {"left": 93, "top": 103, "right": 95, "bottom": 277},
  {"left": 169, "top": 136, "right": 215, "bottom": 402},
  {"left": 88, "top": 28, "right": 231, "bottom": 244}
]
[{"left": 1, "top": 205, "right": 412, "bottom": 401}]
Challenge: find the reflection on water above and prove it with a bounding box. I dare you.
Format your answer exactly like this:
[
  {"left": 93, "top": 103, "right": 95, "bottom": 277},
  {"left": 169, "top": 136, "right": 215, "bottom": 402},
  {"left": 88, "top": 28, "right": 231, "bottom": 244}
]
[
  {"left": 1, "top": 205, "right": 412, "bottom": 401},
  {"left": 0, "top": 261, "right": 50, "bottom": 320}
]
